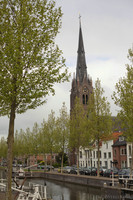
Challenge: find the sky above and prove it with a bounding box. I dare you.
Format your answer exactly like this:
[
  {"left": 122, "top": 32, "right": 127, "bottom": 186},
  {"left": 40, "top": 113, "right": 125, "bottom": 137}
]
[{"left": 0, "top": 0, "right": 133, "bottom": 139}]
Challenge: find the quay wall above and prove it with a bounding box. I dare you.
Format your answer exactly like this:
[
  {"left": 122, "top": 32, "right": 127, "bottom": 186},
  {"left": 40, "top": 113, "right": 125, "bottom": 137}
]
[{"left": 30, "top": 171, "right": 119, "bottom": 188}]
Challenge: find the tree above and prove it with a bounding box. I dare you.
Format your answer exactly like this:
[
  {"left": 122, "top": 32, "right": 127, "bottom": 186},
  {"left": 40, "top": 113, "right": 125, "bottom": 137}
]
[
  {"left": 69, "top": 97, "right": 88, "bottom": 174},
  {"left": 87, "top": 78, "right": 112, "bottom": 176},
  {"left": 56, "top": 102, "right": 70, "bottom": 173},
  {"left": 13, "top": 129, "right": 25, "bottom": 159},
  {"left": 0, "top": 137, "right": 7, "bottom": 160},
  {"left": 41, "top": 110, "right": 59, "bottom": 168},
  {"left": 112, "top": 48, "right": 133, "bottom": 169},
  {"left": 0, "top": 1, "right": 69, "bottom": 199},
  {"left": 56, "top": 152, "right": 68, "bottom": 166}
]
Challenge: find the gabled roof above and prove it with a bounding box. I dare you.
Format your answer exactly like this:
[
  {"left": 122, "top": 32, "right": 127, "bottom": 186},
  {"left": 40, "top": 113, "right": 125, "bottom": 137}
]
[
  {"left": 112, "top": 132, "right": 123, "bottom": 141},
  {"left": 101, "top": 132, "right": 122, "bottom": 142}
]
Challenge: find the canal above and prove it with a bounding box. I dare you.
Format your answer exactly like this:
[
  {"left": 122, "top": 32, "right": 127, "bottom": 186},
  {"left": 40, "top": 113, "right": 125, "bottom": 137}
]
[
  {"left": 27, "top": 178, "right": 104, "bottom": 200},
  {"left": 0, "top": 169, "right": 122, "bottom": 200}
]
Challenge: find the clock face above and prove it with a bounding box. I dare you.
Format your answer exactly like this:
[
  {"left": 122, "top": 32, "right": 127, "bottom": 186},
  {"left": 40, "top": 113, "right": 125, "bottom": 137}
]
[{"left": 83, "top": 86, "right": 87, "bottom": 93}]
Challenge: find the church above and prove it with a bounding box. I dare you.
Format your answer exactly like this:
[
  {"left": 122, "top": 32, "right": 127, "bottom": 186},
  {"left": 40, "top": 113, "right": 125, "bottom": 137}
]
[
  {"left": 70, "top": 20, "right": 93, "bottom": 114},
  {"left": 70, "top": 20, "right": 126, "bottom": 169},
  {"left": 70, "top": 19, "right": 93, "bottom": 165}
]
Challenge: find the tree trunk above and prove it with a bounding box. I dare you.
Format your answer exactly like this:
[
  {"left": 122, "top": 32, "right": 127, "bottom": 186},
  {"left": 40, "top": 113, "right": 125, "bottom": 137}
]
[{"left": 6, "top": 102, "right": 16, "bottom": 200}]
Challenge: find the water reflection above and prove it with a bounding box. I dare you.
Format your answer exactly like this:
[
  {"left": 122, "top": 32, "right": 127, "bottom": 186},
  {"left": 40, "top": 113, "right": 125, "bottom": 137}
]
[
  {"left": 0, "top": 170, "right": 120, "bottom": 200},
  {"left": 27, "top": 179, "right": 104, "bottom": 200}
]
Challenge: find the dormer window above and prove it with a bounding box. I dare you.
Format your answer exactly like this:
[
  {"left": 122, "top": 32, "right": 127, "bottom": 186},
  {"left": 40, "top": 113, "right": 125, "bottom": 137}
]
[{"left": 119, "top": 136, "right": 124, "bottom": 142}]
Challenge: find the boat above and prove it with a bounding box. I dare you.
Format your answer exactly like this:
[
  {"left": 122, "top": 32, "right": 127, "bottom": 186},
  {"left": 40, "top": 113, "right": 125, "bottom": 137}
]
[{"left": 0, "top": 179, "right": 52, "bottom": 200}]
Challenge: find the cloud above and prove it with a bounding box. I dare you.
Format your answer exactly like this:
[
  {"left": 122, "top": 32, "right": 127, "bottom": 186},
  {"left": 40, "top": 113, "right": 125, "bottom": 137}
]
[{"left": 0, "top": 0, "right": 133, "bottom": 138}]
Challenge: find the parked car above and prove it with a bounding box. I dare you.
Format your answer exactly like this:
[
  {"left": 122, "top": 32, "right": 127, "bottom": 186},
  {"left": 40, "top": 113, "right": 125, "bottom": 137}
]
[
  {"left": 90, "top": 167, "right": 97, "bottom": 176},
  {"left": 118, "top": 168, "right": 132, "bottom": 178},
  {"left": 69, "top": 167, "right": 84, "bottom": 175},
  {"left": 82, "top": 167, "right": 91, "bottom": 175},
  {"left": 37, "top": 164, "right": 54, "bottom": 171},
  {"left": 58, "top": 166, "right": 72, "bottom": 173},
  {"left": 70, "top": 167, "right": 77, "bottom": 174},
  {"left": 99, "top": 167, "right": 107, "bottom": 176},
  {"left": 37, "top": 164, "right": 44, "bottom": 169},
  {"left": 103, "top": 168, "right": 119, "bottom": 178},
  {"left": 46, "top": 165, "right": 54, "bottom": 171}
]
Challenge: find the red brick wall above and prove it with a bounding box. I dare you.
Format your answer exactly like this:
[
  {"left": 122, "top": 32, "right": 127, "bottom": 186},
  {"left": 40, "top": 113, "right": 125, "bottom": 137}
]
[{"left": 113, "top": 145, "right": 127, "bottom": 169}]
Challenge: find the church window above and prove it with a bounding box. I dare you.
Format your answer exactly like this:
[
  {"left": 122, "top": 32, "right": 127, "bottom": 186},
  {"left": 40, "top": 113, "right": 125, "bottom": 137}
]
[
  {"left": 83, "top": 94, "right": 88, "bottom": 104},
  {"left": 86, "top": 95, "right": 88, "bottom": 104},
  {"left": 83, "top": 95, "right": 85, "bottom": 104}
]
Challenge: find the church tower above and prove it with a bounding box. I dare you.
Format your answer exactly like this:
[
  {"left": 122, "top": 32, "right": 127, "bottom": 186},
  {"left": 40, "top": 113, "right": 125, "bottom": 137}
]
[{"left": 70, "top": 20, "right": 93, "bottom": 114}]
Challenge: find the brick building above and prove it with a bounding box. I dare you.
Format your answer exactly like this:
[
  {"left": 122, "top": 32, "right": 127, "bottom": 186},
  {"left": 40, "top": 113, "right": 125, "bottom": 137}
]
[{"left": 112, "top": 135, "right": 127, "bottom": 169}]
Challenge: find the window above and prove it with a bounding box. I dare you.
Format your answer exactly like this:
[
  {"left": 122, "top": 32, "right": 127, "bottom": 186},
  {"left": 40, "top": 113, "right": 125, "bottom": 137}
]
[
  {"left": 121, "top": 160, "right": 127, "bottom": 168},
  {"left": 106, "top": 143, "right": 108, "bottom": 149},
  {"left": 119, "top": 136, "right": 124, "bottom": 142},
  {"left": 104, "top": 152, "right": 106, "bottom": 159},
  {"left": 82, "top": 93, "right": 88, "bottom": 105},
  {"left": 86, "top": 95, "right": 88, "bottom": 104},
  {"left": 120, "top": 148, "right": 126, "bottom": 155},
  {"left": 79, "top": 151, "right": 82, "bottom": 159},
  {"left": 129, "top": 145, "right": 132, "bottom": 156},
  {"left": 83, "top": 95, "right": 85, "bottom": 104},
  {"left": 93, "top": 151, "right": 95, "bottom": 159},
  {"left": 85, "top": 150, "right": 87, "bottom": 158},
  {"left": 88, "top": 150, "right": 90, "bottom": 158},
  {"left": 108, "top": 152, "right": 111, "bottom": 158},
  {"left": 105, "top": 161, "right": 107, "bottom": 168}
]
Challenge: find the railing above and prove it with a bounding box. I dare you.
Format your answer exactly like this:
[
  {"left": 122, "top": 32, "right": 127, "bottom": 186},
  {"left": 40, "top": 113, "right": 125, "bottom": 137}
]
[
  {"left": 0, "top": 179, "right": 16, "bottom": 191},
  {"left": 119, "top": 175, "right": 133, "bottom": 188},
  {"left": 0, "top": 179, "right": 52, "bottom": 200}
]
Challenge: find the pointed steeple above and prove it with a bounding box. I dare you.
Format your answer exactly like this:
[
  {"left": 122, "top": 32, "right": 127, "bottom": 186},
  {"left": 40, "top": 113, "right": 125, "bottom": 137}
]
[{"left": 76, "top": 17, "right": 87, "bottom": 85}]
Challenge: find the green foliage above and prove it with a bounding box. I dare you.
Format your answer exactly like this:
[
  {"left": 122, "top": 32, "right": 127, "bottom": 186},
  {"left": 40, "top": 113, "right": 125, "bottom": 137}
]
[
  {"left": 69, "top": 97, "right": 88, "bottom": 151},
  {"left": 0, "top": 0, "right": 70, "bottom": 116},
  {"left": 0, "top": 137, "right": 7, "bottom": 158},
  {"left": 13, "top": 129, "right": 25, "bottom": 157},
  {"left": 56, "top": 152, "right": 68, "bottom": 165},
  {"left": 112, "top": 49, "right": 133, "bottom": 142},
  {"left": 41, "top": 110, "right": 59, "bottom": 155},
  {"left": 87, "top": 78, "right": 112, "bottom": 176},
  {"left": 87, "top": 78, "right": 112, "bottom": 142},
  {"left": 56, "top": 102, "right": 70, "bottom": 152}
]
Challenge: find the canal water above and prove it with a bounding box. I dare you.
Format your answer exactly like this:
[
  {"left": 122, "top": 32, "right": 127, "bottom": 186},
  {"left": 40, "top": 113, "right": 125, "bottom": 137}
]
[
  {"left": 27, "top": 178, "right": 104, "bottom": 200},
  {"left": 0, "top": 169, "right": 122, "bottom": 200}
]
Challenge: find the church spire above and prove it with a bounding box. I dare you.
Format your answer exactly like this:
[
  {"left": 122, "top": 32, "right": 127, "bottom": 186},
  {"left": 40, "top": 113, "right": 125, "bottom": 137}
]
[{"left": 76, "top": 16, "right": 87, "bottom": 85}]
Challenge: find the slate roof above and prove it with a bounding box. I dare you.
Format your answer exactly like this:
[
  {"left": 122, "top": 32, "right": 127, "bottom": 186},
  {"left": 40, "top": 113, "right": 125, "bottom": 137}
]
[
  {"left": 112, "top": 138, "right": 126, "bottom": 147},
  {"left": 76, "top": 23, "right": 87, "bottom": 85}
]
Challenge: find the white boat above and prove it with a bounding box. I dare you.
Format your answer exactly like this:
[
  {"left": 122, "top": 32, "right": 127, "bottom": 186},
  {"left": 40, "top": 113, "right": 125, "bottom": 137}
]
[{"left": 0, "top": 179, "right": 52, "bottom": 200}]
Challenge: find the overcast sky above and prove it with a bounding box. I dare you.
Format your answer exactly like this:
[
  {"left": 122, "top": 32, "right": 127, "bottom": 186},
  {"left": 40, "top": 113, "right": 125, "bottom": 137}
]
[{"left": 0, "top": 0, "right": 133, "bottom": 139}]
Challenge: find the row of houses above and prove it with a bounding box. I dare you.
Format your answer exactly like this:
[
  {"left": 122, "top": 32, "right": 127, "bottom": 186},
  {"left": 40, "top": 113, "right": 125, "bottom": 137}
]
[
  {"left": 11, "top": 131, "right": 131, "bottom": 170},
  {"left": 79, "top": 132, "right": 132, "bottom": 169}
]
